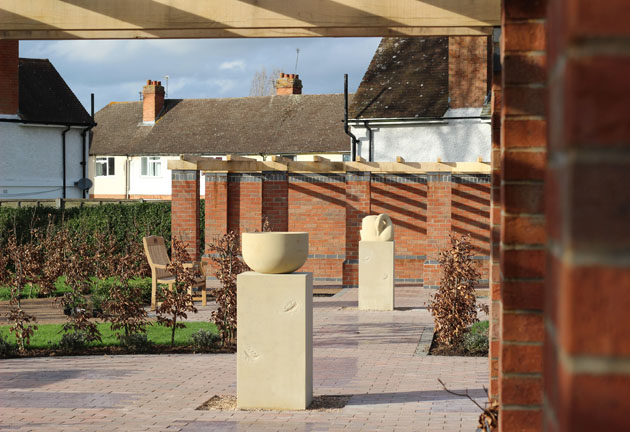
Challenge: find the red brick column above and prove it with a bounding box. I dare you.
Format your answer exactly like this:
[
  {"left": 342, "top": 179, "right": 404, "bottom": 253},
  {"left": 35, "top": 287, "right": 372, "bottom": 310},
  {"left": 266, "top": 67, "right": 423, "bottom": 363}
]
[
  {"left": 204, "top": 172, "right": 228, "bottom": 252},
  {"left": 171, "top": 170, "right": 200, "bottom": 261},
  {"left": 0, "top": 40, "right": 19, "bottom": 115},
  {"left": 344, "top": 172, "right": 370, "bottom": 287},
  {"left": 423, "top": 173, "right": 452, "bottom": 289},
  {"left": 489, "top": 69, "right": 502, "bottom": 402},
  {"left": 499, "top": 0, "right": 547, "bottom": 429},
  {"left": 227, "top": 174, "right": 262, "bottom": 234},
  {"left": 262, "top": 172, "right": 288, "bottom": 231},
  {"left": 545, "top": 1, "right": 630, "bottom": 431}
]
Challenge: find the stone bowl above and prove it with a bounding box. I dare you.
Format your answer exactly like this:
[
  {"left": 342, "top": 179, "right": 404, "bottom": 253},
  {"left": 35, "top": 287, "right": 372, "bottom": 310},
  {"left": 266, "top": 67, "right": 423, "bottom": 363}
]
[{"left": 242, "top": 232, "right": 309, "bottom": 274}]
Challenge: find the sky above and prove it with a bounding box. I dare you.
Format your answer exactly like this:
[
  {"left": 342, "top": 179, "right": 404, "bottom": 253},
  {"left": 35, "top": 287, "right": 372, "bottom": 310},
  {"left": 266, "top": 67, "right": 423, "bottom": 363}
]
[{"left": 20, "top": 38, "right": 381, "bottom": 113}]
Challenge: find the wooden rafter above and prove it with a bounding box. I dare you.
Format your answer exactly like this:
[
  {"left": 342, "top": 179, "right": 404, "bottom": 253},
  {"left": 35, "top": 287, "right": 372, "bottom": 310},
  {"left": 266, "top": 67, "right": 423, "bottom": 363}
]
[
  {"left": 168, "top": 156, "right": 491, "bottom": 174},
  {"left": 0, "top": 0, "right": 499, "bottom": 40}
]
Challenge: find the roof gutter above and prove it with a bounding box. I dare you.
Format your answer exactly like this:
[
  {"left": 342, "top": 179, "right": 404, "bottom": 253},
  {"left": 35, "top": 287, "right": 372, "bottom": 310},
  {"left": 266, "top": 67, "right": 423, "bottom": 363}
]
[
  {"left": 347, "top": 115, "right": 490, "bottom": 125},
  {"left": 343, "top": 74, "right": 359, "bottom": 161},
  {"left": 0, "top": 118, "right": 95, "bottom": 127}
]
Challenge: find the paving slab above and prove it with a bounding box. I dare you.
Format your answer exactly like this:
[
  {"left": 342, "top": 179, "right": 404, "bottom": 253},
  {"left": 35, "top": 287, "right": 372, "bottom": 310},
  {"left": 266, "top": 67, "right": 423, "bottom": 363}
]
[{"left": 0, "top": 286, "right": 489, "bottom": 431}]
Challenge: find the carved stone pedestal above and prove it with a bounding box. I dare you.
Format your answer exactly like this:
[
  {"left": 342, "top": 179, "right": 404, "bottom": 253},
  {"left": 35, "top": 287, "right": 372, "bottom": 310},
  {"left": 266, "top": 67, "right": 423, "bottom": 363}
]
[
  {"left": 358, "top": 241, "right": 395, "bottom": 310},
  {"left": 237, "top": 271, "right": 313, "bottom": 410}
]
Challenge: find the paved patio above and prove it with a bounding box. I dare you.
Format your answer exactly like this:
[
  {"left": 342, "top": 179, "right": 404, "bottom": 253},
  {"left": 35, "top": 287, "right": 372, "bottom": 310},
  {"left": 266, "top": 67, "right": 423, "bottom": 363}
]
[{"left": 0, "top": 287, "right": 489, "bottom": 431}]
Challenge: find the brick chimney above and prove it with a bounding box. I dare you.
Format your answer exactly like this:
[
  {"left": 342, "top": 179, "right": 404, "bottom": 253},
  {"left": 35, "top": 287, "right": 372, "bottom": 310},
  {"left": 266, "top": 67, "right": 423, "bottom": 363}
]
[
  {"left": 275, "top": 73, "right": 302, "bottom": 95},
  {"left": 0, "top": 40, "right": 19, "bottom": 115},
  {"left": 142, "top": 79, "right": 165, "bottom": 123},
  {"left": 448, "top": 36, "right": 489, "bottom": 108}
]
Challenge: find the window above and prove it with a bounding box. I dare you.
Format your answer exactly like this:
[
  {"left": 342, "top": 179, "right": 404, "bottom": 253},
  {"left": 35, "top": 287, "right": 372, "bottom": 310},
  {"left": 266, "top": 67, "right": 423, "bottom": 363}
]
[
  {"left": 342, "top": 154, "right": 351, "bottom": 162},
  {"left": 95, "top": 157, "right": 115, "bottom": 176},
  {"left": 141, "top": 156, "right": 162, "bottom": 177}
]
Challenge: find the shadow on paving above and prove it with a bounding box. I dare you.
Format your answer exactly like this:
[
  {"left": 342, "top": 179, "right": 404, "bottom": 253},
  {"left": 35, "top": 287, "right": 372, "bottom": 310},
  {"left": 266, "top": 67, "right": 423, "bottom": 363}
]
[
  {"left": 314, "top": 322, "right": 430, "bottom": 347},
  {"left": 0, "top": 369, "right": 133, "bottom": 389},
  {"left": 347, "top": 388, "right": 487, "bottom": 405}
]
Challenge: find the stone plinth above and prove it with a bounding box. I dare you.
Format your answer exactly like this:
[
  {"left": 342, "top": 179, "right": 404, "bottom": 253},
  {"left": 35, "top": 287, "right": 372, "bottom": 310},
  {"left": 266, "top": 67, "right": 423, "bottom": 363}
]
[
  {"left": 237, "top": 271, "right": 313, "bottom": 410},
  {"left": 358, "top": 241, "right": 394, "bottom": 310}
]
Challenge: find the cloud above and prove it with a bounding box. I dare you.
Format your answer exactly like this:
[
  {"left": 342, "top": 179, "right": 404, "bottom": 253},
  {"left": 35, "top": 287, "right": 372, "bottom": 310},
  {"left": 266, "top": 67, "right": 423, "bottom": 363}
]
[{"left": 219, "top": 60, "right": 245, "bottom": 71}]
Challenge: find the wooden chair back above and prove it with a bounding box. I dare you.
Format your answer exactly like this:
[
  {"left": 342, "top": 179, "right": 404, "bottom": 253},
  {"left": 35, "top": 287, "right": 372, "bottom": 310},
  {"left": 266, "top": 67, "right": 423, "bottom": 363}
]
[{"left": 143, "top": 235, "right": 171, "bottom": 279}]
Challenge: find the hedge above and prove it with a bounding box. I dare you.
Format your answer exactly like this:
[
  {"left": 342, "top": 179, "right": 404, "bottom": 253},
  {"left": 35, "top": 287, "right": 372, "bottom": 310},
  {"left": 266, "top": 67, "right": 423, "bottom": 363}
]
[{"left": 0, "top": 200, "right": 205, "bottom": 251}]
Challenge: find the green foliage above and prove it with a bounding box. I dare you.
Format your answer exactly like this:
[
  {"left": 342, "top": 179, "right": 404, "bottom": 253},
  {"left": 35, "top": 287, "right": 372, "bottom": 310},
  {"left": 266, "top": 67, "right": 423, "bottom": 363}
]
[
  {"left": 0, "top": 332, "right": 15, "bottom": 358},
  {"left": 191, "top": 329, "right": 220, "bottom": 352},
  {"left": 59, "top": 332, "right": 88, "bottom": 352},
  {"left": 462, "top": 321, "right": 489, "bottom": 355},
  {"left": 119, "top": 333, "right": 152, "bottom": 352}
]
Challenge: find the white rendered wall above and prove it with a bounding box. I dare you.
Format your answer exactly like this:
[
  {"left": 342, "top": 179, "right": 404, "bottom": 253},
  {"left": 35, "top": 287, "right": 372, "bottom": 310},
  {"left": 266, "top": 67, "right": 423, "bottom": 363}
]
[
  {"left": 350, "top": 120, "right": 491, "bottom": 162},
  {"left": 89, "top": 155, "right": 128, "bottom": 198},
  {"left": 0, "top": 123, "right": 87, "bottom": 199}
]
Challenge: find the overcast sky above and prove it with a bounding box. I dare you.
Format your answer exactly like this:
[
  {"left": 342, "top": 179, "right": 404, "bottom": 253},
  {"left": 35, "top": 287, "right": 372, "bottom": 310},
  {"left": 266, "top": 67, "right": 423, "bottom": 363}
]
[{"left": 20, "top": 38, "right": 380, "bottom": 113}]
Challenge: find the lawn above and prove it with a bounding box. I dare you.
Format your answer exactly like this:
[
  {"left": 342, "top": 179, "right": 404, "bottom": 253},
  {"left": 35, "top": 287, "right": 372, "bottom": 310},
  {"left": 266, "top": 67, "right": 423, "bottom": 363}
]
[{"left": 0, "top": 321, "right": 218, "bottom": 349}]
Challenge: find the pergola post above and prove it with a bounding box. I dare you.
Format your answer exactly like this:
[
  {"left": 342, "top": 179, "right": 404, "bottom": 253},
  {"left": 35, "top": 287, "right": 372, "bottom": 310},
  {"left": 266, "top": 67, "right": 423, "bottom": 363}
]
[{"left": 171, "top": 170, "right": 200, "bottom": 261}]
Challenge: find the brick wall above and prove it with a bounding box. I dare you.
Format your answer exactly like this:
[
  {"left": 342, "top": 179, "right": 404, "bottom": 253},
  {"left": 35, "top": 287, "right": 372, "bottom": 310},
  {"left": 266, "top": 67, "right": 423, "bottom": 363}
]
[
  {"left": 173, "top": 170, "right": 490, "bottom": 289},
  {"left": 449, "top": 36, "right": 489, "bottom": 109},
  {"left": 545, "top": 0, "right": 630, "bottom": 430},
  {"left": 0, "top": 40, "right": 19, "bottom": 115},
  {"left": 171, "top": 170, "right": 200, "bottom": 260},
  {"left": 499, "top": 0, "right": 547, "bottom": 429}
]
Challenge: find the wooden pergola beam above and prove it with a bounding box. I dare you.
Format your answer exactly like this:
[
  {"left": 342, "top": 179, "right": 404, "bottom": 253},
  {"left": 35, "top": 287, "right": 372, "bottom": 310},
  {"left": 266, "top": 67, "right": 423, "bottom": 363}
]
[
  {"left": 0, "top": 0, "right": 499, "bottom": 40},
  {"left": 168, "top": 157, "right": 491, "bottom": 174}
]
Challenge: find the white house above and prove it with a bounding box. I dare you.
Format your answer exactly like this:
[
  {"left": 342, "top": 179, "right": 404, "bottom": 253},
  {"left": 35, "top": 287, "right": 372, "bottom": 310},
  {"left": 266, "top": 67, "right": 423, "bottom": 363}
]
[
  {"left": 89, "top": 74, "right": 350, "bottom": 199},
  {"left": 348, "top": 37, "right": 491, "bottom": 162},
  {"left": 0, "top": 40, "right": 94, "bottom": 200}
]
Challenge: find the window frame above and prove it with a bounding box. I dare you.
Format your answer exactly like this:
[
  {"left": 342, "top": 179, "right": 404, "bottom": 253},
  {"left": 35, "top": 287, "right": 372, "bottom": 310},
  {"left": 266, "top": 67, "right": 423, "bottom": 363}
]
[
  {"left": 140, "top": 156, "right": 162, "bottom": 177},
  {"left": 95, "top": 156, "right": 115, "bottom": 176}
]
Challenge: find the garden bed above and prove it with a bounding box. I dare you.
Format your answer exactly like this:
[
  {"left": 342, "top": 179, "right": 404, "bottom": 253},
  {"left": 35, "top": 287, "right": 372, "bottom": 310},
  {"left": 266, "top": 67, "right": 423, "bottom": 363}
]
[
  {"left": 429, "top": 320, "right": 489, "bottom": 357},
  {"left": 0, "top": 321, "right": 235, "bottom": 358}
]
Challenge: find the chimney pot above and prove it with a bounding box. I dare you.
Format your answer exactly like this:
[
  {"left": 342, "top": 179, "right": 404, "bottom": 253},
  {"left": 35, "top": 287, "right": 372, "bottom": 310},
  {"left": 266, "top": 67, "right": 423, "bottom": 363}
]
[
  {"left": 274, "top": 71, "right": 303, "bottom": 95},
  {"left": 157, "top": 81, "right": 161, "bottom": 86}
]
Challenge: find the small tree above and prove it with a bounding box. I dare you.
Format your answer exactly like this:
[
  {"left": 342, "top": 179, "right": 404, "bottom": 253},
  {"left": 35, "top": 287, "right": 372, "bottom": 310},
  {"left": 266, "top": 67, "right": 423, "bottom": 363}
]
[
  {"left": 4, "top": 233, "right": 39, "bottom": 352},
  {"left": 249, "top": 66, "right": 282, "bottom": 96},
  {"left": 156, "top": 238, "right": 198, "bottom": 346},
  {"left": 103, "top": 252, "right": 150, "bottom": 341},
  {"left": 208, "top": 231, "right": 248, "bottom": 347},
  {"left": 59, "top": 233, "right": 101, "bottom": 344},
  {"left": 428, "top": 234, "right": 482, "bottom": 348}
]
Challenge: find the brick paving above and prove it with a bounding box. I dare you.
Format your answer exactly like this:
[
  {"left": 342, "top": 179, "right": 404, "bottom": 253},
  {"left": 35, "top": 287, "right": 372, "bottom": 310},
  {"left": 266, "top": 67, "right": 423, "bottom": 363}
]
[{"left": 0, "top": 287, "right": 489, "bottom": 431}]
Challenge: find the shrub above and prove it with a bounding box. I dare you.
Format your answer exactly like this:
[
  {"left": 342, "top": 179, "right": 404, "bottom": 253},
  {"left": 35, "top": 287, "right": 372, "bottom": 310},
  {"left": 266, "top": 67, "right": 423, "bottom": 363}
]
[
  {"left": 119, "top": 333, "right": 152, "bottom": 352},
  {"left": 0, "top": 332, "right": 15, "bottom": 358},
  {"left": 59, "top": 332, "right": 88, "bottom": 352},
  {"left": 462, "top": 321, "right": 489, "bottom": 355},
  {"left": 208, "top": 231, "right": 248, "bottom": 347},
  {"left": 428, "top": 234, "right": 482, "bottom": 348},
  {"left": 191, "top": 329, "right": 220, "bottom": 352}
]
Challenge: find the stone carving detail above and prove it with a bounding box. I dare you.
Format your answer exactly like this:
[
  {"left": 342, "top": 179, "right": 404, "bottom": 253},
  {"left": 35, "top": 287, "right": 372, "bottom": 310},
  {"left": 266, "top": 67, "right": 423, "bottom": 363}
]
[{"left": 360, "top": 214, "right": 394, "bottom": 241}]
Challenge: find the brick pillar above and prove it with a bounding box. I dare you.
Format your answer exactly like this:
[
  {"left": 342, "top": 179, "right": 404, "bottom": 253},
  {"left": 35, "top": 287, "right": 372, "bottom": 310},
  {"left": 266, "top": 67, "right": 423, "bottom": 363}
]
[
  {"left": 0, "top": 40, "right": 19, "bottom": 115},
  {"left": 545, "top": 1, "right": 630, "bottom": 431},
  {"left": 204, "top": 172, "right": 228, "bottom": 251},
  {"left": 262, "top": 172, "right": 288, "bottom": 231},
  {"left": 423, "top": 173, "right": 452, "bottom": 289},
  {"left": 171, "top": 170, "right": 200, "bottom": 261},
  {"left": 343, "top": 172, "right": 370, "bottom": 287},
  {"left": 499, "top": 0, "right": 547, "bottom": 429},
  {"left": 489, "top": 69, "right": 502, "bottom": 402},
  {"left": 448, "top": 36, "right": 489, "bottom": 108},
  {"left": 228, "top": 174, "right": 262, "bottom": 234}
]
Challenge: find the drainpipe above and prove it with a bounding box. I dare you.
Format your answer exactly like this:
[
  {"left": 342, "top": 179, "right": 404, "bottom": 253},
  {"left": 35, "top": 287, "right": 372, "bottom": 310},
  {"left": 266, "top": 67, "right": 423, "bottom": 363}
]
[
  {"left": 79, "top": 93, "right": 96, "bottom": 199},
  {"left": 61, "top": 126, "right": 71, "bottom": 199},
  {"left": 363, "top": 120, "right": 373, "bottom": 162},
  {"left": 343, "top": 74, "right": 359, "bottom": 161}
]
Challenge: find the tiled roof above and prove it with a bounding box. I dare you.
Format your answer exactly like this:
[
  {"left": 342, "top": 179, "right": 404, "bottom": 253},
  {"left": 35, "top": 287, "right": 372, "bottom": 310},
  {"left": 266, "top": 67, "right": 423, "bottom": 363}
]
[
  {"left": 18, "top": 58, "right": 92, "bottom": 125},
  {"left": 349, "top": 37, "right": 449, "bottom": 119},
  {"left": 90, "top": 94, "right": 349, "bottom": 156}
]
